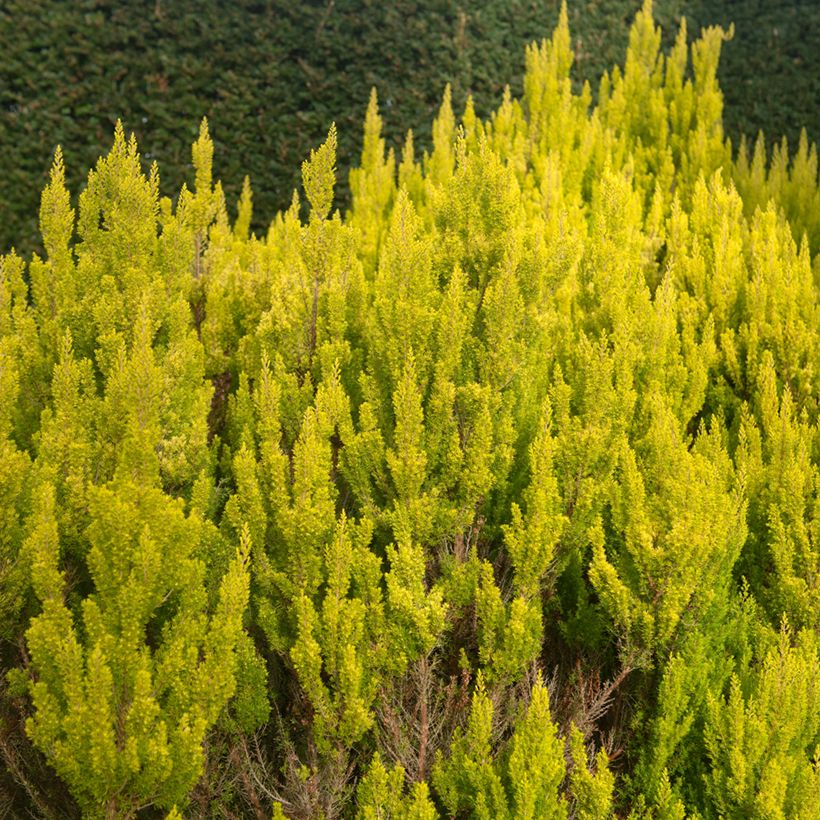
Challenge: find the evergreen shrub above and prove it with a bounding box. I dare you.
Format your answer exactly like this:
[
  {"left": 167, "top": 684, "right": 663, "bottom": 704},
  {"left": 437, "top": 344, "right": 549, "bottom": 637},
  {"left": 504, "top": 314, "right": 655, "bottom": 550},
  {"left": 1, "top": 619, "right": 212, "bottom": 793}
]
[{"left": 1, "top": 2, "right": 818, "bottom": 816}]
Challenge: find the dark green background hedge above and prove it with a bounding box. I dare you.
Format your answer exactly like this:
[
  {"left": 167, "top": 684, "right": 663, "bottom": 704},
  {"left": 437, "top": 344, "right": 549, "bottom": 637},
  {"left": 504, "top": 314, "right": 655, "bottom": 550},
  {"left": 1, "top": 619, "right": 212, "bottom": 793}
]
[{"left": 1, "top": 0, "right": 817, "bottom": 255}]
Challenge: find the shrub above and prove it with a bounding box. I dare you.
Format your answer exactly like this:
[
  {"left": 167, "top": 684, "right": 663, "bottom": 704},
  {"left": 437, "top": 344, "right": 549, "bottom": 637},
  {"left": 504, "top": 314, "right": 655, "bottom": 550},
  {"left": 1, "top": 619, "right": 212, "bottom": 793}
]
[{"left": 2, "top": 2, "right": 818, "bottom": 816}]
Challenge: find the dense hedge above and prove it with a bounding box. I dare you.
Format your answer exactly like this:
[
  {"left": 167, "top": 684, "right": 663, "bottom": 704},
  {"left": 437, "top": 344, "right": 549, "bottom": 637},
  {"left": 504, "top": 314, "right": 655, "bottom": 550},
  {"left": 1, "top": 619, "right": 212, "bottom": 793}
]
[
  {"left": 2, "top": 1, "right": 820, "bottom": 816},
  {"left": 1, "top": 0, "right": 818, "bottom": 256}
]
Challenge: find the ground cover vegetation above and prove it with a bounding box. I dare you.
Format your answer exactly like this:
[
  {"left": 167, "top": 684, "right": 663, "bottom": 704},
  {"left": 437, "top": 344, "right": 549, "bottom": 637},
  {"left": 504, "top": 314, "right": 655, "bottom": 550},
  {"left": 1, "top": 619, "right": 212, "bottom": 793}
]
[
  {"left": 1, "top": 0, "right": 818, "bottom": 257},
  {"left": 1, "top": 1, "right": 819, "bottom": 816}
]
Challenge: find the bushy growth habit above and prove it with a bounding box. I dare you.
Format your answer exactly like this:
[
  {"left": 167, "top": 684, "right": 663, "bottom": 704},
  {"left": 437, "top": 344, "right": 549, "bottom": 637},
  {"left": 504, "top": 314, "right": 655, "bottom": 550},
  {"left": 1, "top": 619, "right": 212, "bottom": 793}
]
[{"left": 1, "top": 2, "right": 818, "bottom": 817}]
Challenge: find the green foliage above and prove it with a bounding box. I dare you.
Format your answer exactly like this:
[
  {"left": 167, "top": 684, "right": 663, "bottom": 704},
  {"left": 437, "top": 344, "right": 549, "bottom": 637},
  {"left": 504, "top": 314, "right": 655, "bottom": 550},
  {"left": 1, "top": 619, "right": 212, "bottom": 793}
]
[
  {"left": 704, "top": 625, "right": 820, "bottom": 818},
  {"left": 2, "top": 2, "right": 819, "bottom": 817},
  {"left": 569, "top": 724, "right": 616, "bottom": 819},
  {"left": 24, "top": 477, "right": 251, "bottom": 816},
  {"left": 432, "top": 675, "right": 614, "bottom": 818},
  {"left": 432, "top": 675, "right": 566, "bottom": 818},
  {"left": 2, "top": 2, "right": 818, "bottom": 259},
  {"left": 356, "top": 753, "right": 437, "bottom": 819}
]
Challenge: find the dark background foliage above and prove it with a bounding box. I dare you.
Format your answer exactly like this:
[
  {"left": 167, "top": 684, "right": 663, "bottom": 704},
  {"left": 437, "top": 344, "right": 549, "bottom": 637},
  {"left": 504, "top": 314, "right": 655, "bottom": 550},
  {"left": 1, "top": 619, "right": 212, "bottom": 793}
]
[{"left": 0, "top": 0, "right": 817, "bottom": 255}]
